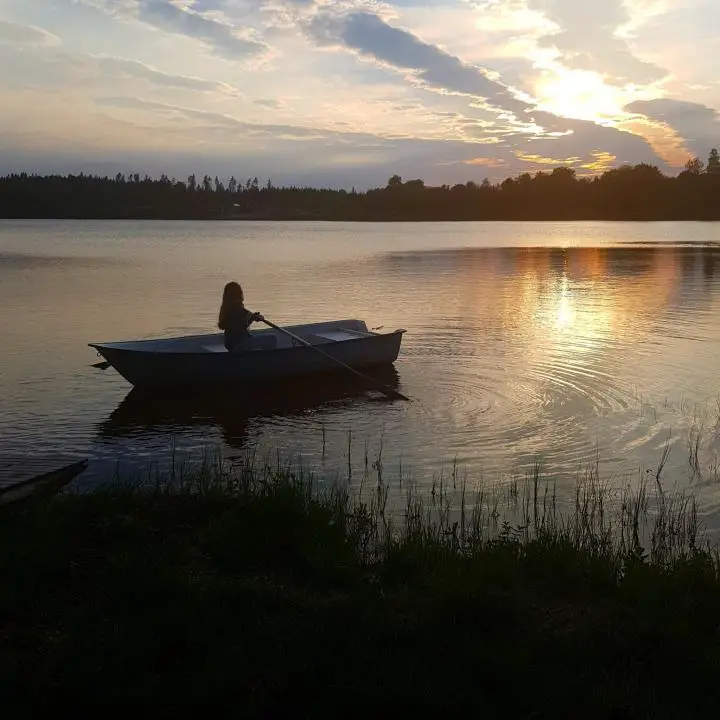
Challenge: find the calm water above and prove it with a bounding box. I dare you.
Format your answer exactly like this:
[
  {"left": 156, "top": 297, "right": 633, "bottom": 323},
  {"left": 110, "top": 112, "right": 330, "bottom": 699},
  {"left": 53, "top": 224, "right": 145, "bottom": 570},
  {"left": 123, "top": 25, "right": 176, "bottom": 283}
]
[{"left": 3, "top": 220, "right": 720, "bottom": 527}]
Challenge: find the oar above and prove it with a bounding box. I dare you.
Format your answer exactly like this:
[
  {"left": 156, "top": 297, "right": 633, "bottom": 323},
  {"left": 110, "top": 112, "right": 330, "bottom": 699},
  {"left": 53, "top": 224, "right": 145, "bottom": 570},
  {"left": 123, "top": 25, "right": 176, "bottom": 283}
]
[
  {"left": 261, "top": 319, "right": 409, "bottom": 402},
  {"left": 92, "top": 361, "right": 111, "bottom": 370}
]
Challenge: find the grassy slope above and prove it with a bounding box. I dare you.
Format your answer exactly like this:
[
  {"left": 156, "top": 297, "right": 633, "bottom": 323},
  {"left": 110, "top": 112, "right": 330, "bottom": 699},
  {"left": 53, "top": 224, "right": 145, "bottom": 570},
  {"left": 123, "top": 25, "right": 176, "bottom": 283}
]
[{"left": 1, "top": 472, "right": 720, "bottom": 717}]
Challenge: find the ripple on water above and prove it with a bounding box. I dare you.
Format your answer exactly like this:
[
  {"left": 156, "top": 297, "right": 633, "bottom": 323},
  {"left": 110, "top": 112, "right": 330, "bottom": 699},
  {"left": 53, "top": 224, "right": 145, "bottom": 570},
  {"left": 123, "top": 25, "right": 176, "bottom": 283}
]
[{"left": 404, "top": 323, "right": 689, "bottom": 478}]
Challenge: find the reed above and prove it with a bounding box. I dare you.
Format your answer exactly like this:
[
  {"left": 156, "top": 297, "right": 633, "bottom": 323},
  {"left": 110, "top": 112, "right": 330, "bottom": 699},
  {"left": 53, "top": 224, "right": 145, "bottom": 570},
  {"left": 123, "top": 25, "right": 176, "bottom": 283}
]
[{"left": 1, "top": 444, "right": 719, "bottom": 716}]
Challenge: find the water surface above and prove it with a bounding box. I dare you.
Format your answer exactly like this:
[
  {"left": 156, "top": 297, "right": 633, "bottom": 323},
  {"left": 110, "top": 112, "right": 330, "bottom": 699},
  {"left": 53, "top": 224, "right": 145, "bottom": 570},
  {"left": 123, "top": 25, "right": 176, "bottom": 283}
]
[{"left": 2, "top": 220, "right": 720, "bottom": 528}]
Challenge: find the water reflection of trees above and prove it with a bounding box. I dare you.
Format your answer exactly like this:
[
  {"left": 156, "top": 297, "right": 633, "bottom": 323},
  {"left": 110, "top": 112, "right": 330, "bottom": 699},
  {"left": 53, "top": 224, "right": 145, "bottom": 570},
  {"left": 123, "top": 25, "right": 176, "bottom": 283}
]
[
  {"left": 363, "top": 245, "right": 720, "bottom": 359},
  {"left": 379, "top": 244, "right": 720, "bottom": 293},
  {"left": 378, "top": 245, "right": 712, "bottom": 281}
]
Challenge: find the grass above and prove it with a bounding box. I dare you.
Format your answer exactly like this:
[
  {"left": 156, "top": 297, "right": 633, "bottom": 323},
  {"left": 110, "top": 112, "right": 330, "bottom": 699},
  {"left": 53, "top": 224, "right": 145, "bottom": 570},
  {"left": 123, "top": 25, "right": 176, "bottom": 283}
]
[{"left": 2, "top": 449, "right": 720, "bottom": 717}]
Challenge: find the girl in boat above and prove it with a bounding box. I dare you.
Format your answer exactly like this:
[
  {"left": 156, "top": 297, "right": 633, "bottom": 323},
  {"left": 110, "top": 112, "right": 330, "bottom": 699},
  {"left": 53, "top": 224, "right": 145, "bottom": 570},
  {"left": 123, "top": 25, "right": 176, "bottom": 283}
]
[{"left": 218, "top": 281, "right": 264, "bottom": 352}]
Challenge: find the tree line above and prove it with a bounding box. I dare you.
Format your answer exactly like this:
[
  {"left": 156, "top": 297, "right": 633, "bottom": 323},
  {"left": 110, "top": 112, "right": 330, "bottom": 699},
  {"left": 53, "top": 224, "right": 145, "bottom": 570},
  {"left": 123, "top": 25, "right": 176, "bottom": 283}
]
[{"left": 1, "top": 150, "right": 719, "bottom": 221}]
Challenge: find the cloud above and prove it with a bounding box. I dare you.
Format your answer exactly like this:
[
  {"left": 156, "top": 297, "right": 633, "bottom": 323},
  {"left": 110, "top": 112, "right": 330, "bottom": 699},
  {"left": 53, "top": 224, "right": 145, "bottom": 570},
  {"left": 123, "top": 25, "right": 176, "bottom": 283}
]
[
  {"left": 524, "top": 110, "right": 671, "bottom": 170},
  {"left": 627, "top": 98, "right": 720, "bottom": 127},
  {"left": 621, "top": 1, "right": 720, "bottom": 98},
  {"left": 467, "top": 0, "right": 555, "bottom": 35},
  {"left": 625, "top": 98, "right": 720, "bottom": 159},
  {"left": 93, "top": 56, "right": 240, "bottom": 93},
  {"left": 94, "top": 96, "right": 343, "bottom": 139},
  {"left": 0, "top": 45, "right": 242, "bottom": 96},
  {"left": 263, "top": 0, "right": 317, "bottom": 9},
  {"left": 580, "top": 150, "right": 617, "bottom": 173},
  {"left": 135, "top": 0, "right": 266, "bottom": 57},
  {"left": 462, "top": 157, "right": 507, "bottom": 167},
  {"left": 306, "top": 10, "right": 531, "bottom": 118},
  {"left": 0, "top": 20, "right": 60, "bottom": 46},
  {"left": 527, "top": 0, "right": 666, "bottom": 83},
  {"left": 0, "top": 100, "right": 673, "bottom": 189},
  {"left": 515, "top": 151, "right": 580, "bottom": 166},
  {"left": 0, "top": 0, "right": 683, "bottom": 186},
  {"left": 253, "top": 97, "right": 285, "bottom": 108},
  {"left": 77, "top": 0, "right": 268, "bottom": 58}
]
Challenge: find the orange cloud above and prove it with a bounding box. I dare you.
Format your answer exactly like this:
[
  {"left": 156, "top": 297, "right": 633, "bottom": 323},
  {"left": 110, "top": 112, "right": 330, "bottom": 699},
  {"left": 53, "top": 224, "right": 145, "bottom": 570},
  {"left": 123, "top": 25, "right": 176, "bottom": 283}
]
[
  {"left": 616, "top": 117, "right": 691, "bottom": 167},
  {"left": 515, "top": 151, "right": 581, "bottom": 165},
  {"left": 579, "top": 150, "right": 617, "bottom": 173}
]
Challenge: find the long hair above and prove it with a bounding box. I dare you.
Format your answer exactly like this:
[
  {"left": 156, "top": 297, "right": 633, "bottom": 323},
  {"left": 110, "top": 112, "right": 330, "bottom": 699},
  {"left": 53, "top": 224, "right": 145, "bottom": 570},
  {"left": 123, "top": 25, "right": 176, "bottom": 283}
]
[{"left": 218, "top": 281, "right": 244, "bottom": 330}]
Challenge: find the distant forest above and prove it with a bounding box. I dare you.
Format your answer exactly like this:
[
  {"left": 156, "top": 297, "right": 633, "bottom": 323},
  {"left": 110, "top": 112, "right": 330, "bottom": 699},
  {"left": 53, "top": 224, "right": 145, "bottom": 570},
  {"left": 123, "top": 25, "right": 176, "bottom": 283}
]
[{"left": 1, "top": 150, "right": 719, "bottom": 221}]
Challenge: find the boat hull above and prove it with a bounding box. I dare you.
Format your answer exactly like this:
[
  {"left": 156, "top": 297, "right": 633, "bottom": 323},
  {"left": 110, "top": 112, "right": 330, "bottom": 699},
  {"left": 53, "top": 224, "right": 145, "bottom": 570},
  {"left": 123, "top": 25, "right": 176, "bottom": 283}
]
[{"left": 90, "top": 321, "right": 405, "bottom": 389}]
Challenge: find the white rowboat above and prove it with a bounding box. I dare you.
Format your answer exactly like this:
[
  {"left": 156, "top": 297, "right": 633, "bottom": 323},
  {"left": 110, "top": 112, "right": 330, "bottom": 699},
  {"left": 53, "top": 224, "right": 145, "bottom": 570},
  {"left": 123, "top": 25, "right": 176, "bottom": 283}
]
[{"left": 90, "top": 319, "right": 405, "bottom": 389}]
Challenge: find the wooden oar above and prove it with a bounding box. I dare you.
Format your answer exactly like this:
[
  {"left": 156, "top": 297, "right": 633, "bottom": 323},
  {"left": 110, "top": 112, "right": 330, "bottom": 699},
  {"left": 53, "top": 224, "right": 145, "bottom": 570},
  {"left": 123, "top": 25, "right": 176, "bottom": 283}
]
[{"left": 261, "top": 319, "right": 409, "bottom": 402}]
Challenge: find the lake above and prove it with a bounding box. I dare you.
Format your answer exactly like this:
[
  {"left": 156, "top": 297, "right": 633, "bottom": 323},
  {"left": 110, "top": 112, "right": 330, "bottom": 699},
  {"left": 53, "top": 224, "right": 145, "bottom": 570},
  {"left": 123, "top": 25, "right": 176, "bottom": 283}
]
[{"left": 2, "top": 220, "right": 720, "bottom": 530}]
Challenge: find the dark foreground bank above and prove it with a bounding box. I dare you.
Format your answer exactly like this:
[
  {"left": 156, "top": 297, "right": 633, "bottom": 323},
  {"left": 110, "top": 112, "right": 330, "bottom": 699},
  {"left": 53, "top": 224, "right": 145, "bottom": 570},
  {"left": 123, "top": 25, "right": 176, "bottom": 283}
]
[{"left": 1, "top": 458, "right": 719, "bottom": 717}]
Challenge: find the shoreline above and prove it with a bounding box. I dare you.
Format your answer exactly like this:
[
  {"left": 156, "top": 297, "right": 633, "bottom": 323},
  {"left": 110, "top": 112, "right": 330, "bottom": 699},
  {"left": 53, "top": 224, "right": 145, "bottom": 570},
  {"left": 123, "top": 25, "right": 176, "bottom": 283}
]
[
  {"left": 3, "top": 214, "right": 720, "bottom": 222},
  {"left": 4, "top": 165, "right": 720, "bottom": 223}
]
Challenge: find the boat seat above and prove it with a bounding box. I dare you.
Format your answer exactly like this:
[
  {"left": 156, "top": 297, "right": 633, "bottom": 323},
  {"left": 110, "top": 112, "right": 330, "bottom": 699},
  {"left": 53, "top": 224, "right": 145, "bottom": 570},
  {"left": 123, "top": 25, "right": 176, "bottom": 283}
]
[{"left": 309, "top": 329, "right": 368, "bottom": 343}]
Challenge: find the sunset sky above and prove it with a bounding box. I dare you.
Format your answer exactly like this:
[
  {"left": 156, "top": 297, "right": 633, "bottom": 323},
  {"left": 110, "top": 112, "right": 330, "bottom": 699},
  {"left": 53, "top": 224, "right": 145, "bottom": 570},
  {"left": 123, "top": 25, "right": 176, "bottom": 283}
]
[{"left": 1, "top": 0, "right": 719, "bottom": 187}]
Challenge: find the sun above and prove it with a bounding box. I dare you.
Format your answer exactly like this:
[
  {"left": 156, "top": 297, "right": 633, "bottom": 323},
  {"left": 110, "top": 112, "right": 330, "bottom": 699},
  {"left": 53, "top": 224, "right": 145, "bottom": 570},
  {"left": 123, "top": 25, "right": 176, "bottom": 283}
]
[{"left": 534, "top": 67, "right": 626, "bottom": 122}]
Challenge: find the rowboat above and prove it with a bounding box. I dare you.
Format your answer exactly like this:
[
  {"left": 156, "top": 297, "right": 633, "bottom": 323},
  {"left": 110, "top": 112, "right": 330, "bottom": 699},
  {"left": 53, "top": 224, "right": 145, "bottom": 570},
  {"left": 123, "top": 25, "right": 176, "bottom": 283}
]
[
  {"left": 0, "top": 456, "right": 89, "bottom": 506},
  {"left": 90, "top": 319, "right": 406, "bottom": 390}
]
